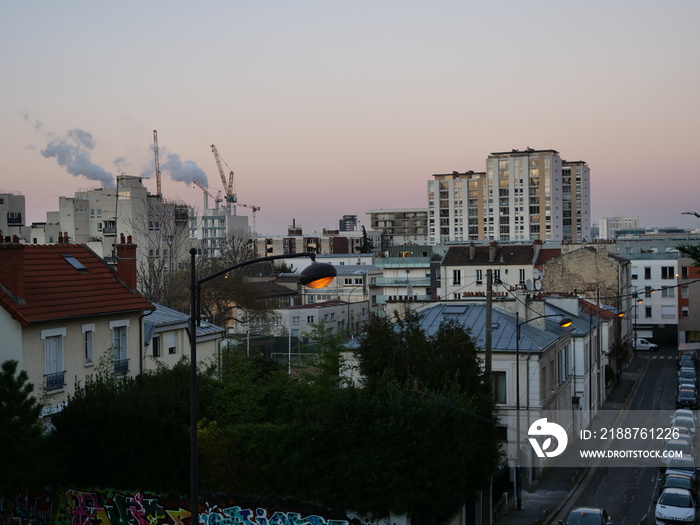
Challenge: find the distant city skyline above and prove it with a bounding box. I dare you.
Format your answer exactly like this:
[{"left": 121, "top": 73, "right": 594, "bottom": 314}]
[{"left": 2, "top": 2, "right": 699, "bottom": 236}]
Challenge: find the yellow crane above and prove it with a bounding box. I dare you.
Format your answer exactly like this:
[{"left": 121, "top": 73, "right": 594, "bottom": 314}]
[
  {"left": 153, "top": 130, "right": 162, "bottom": 196},
  {"left": 211, "top": 144, "right": 236, "bottom": 206}
]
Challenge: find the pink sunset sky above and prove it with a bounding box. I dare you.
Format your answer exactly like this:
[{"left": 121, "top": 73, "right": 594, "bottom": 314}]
[{"left": 1, "top": 1, "right": 699, "bottom": 236}]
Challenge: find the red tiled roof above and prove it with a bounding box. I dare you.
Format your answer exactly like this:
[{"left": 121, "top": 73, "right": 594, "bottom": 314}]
[{"left": 0, "top": 243, "right": 154, "bottom": 326}]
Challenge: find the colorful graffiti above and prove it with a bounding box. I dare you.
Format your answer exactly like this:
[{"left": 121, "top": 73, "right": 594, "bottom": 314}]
[
  {"left": 199, "top": 506, "right": 349, "bottom": 525},
  {"left": 49, "top": 488, "right": 379, "bottom": 525}
]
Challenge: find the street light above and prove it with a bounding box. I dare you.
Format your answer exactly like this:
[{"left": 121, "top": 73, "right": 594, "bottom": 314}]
[
  {"left": 188, "top": 250, "right": 336, "bottom": 524},
  {"left": 514, "top": 311, "right": 572, "bottom": 510}
]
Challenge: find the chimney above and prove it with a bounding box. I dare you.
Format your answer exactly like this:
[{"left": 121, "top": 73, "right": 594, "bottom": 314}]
[
  {"left": 58, "top": 232, "right": 64, "bottom": 244},
  {"left": 116, "top": 235, "right": 137, "bottom": 290},
  {"left": 489, "top": 241, "right": 497, "bottom": 262},
  {"left": 469, "top": 242, "right": 475, "bottom": 261},
  {"left": 0, "top": 242, "right": 26, "bottom": 300}
]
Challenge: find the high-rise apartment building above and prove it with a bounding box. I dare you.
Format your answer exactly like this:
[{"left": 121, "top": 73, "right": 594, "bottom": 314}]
[
  {"left": 427, "top": 171, "right": 485, "bottom": 244},
  {"left": 427, "top": 148, "right": 591, "bottom": 244}
]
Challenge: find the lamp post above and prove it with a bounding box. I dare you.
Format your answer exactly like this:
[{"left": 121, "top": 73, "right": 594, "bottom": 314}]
[
  {"left": 189, "top": 250, "right": 336, "bottom": 524},
  {"left": 514, "top": 311, "right": 572, "bottom": 510}
]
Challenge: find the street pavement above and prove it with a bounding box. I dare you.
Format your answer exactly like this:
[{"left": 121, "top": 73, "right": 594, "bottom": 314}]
[{"left": 495, "top": 355, "right": 646, "bottom": 525}]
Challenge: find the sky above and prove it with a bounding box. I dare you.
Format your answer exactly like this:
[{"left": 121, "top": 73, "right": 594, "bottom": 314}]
[{"left": 1, "top": 1, "right": 699, "bottom": 236}]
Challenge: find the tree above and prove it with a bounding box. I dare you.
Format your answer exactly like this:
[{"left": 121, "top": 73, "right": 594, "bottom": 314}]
[
  {"left": 357, "top": 225, "right": 374, "bottom": 253},
  {"left": 0, "top": 361, "right": 47, "bottom": 525},
  {"left": 49, "top": 359, "right": 219, "bottom": 491},
  {"left": 677, "top": 243, "right": 700, "bottom": 266}
]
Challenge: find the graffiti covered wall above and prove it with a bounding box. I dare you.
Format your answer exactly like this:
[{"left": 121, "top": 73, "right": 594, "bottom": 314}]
[{"left": 49, "top": 487, "right": 386, "bottom": 525}]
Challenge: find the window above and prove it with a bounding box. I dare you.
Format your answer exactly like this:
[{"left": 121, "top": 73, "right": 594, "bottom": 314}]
[
  {"left": 476, "top": 269, "right": 483, "bottom": 285},
  {"left": 682, "top": 285, "right": 689, "bottom": 298},
  {"left": 645, "top": 306, "right": 652, "bottom": 318},
  {"left": 168, "top": 333, "right": 177, "bottom": 355},
  {"left": 82, "top": 324, "right": 95, "bottom": 365},
  {"left": 492, "top": 371, "right": 506, "bottom": 404},
  {"left": 492, "top": 269, "right": 501, "bottom": 284},
  {"left": 644, "top": 267, "right": 651, "bottom": 280},
  {"left": 111, "top": 321, "right": 129, "bottom": 374},
  {"left": 452, "top": 269, "right": 462, "bottom": 285},
  {"left": 42, "top": 328, "right": 66, "bottom": 391},
  {"left": 661, "top": 266, "right": 675, "bottom": 280},
  {"left": 682, "top": 307, "right": 689, "bottom": 318},
  {"left": 645, "top": 286, "right": 652, "bottom": 298},
  {"left": 307, "top": 316, "right": 315, "bottom": 323},
  {"left": 631, "top": 267, "right": 638, "bottom": 280},
  {"left": 661, "top": 287, "right": 675, "bottom": 298},
  {"left": 682, "top": 266, "right": 689, "bottom": 279},
  {"left": 153, "top": 336, "right": 162, "bottom": 357},
  {"left": 661, "top": 305, "right": 675, "bottom": 319},
  {"left": 519, "top": 269, "right": 526, "bottom": 285}
]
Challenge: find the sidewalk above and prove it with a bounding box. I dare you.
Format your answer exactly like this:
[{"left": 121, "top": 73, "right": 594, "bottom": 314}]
[{"left": 494, "top": 355, "right": 646, "bottom": 525}]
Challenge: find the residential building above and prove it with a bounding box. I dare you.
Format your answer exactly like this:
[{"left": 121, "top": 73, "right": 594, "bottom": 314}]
[
  {"left": 677, "top": 256, "right": 700, "bottom": 344},
  {"left": 439, "top": 242, "right": 543, "bottom": 301},
  {"left": 427, "top": 171, "right": 485, "bottom": 244},
  {"left": 628, "top": 253, "right": 680, "bottom": 346},
  {"left": 0, "top": 190, "right": 25, "bottom": 238},
  {"left": 252, "top": 221, "right": 365, "bottom": 258},
  {"left": 339, "top": 214, "right": 358, "bottom": 232},
  {"left": 598, "top": 215, "right": 639, "bottom": 240},
  {"left": 484, "top": 149, "right": 591, "bottom": 243},
  {"left": 365, "top": 208, "right": 430, "bottom": 249},
  {"left": 143, "top": 303, "right": 225, "bottom": 371},
  {"left": 0, "top": 237, "right": 154, "bottom": 411},
  {"left": 374, "top": 256, "right": 432, "bottom": 307}
]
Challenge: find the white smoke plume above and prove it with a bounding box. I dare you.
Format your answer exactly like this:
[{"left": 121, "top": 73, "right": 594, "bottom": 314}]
[
  {"left": 40, "top": 129, "right": 115, "bottom": 188},
  {"left": 151, "top": 147, "right": 209, "bottom": 188}
]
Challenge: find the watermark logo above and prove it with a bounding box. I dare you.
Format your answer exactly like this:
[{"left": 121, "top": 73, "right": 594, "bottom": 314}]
[{"left": 528, "top": 418, "right": 568, "bottom": 458}]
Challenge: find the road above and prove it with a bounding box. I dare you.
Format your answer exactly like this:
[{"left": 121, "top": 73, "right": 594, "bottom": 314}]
[{"left": 555, "top": 346, "right": 689, "bottom": 525}]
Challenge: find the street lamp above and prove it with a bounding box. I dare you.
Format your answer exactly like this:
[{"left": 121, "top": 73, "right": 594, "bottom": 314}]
[
  {"left": 189, "top": 250, "right": 336, "bottom": 524},
  {"left": 514, "top": 311, "right": 572, "bottom": 510}
]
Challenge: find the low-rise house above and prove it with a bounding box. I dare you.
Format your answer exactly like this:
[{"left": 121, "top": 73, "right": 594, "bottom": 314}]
[
  {"left": 0, "top": 236, "right": 154, "bottom": 412},
  {"left": 143, "top": 303, "right": 225, "bottom": 371}
]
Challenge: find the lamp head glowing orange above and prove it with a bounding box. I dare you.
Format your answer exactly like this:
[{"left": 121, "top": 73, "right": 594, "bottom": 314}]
[{"left": 299, "top": 262, "right": 337, "bottom": 289}]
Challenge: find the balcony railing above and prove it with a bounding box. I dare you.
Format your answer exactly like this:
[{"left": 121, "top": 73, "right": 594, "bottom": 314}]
[
  {"left": 113, "top": 358, "right": 129, "bottom": 375},
  {"left": 45, "top": 371, "right": 66, "bottom": 391}
]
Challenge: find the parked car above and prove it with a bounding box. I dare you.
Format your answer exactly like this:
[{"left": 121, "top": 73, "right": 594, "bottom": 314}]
[
  {"left": 636, "top": 338, "right": 659, "bottom": 351},
  {"left": 676, "top": 389, "right": 699, "bottom": 409},
  {"left": 664, "top": 456, "right": 697, "bottom": 483},
  {"left": 559, "top": 507, "right": 613, "bottom": 525},
  {"left": 673, "top": 409, "right": 697, "bottom": 422},
  {"left": 655, "top": 487, "right": 696, "bottom": 525},
  {"left": 678, "top": 368, "right": 698, "bottom": 384},
  {"left": 659, "top": 473, "right": 697, "bottom": 500},
  {"left": 679, "top": 355, "right": 695, "bottom": 369},
  {"left": 663, "top": 438, "right": 693, "bottom": 457}
]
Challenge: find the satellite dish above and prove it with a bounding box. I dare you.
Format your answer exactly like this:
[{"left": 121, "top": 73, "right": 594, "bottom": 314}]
[
  {"left": 535, "top": 280, "right": 542, "bottom": 290},
  {"left": 525, "top": 279, "right": 533, "bottom": 290},
  {"left": 533, "top": 268, "right": 540, "bottom": 280}
]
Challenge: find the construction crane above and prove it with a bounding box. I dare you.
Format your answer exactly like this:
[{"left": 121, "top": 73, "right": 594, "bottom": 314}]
[
  {"left": 192, "top": 181, "right": 222, "bottom": 210},
  {"left": 153, "top": 130, "right": 162, "bottom": 196},
  {"left": 233, "top": 202, "right": 261, "bottom": 237},
  {"left": 211, "top": 144, "right": 237, "bottom": 212}
]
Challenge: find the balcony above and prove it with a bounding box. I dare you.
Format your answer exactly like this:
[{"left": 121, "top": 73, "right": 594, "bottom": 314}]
[
  {"left": 113, "top": 358, "right": 129, "bottom": 375},
  {"left": 45, "top": 371, "right": 66, "bottom": 391}
]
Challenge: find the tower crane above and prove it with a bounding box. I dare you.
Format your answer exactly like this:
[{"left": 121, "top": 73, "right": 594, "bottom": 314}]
[
  {"left": 211, "top": 145, "right": 237, "bottom": 213},
  {"left": 153, "top": 130, "right": 162, "bottom": 197},
  {"left": 192, "top": 181, "right": 222, "bottom": 210},
  {"left": 233, "top": 202, "right": 261, "bottom": 237}
]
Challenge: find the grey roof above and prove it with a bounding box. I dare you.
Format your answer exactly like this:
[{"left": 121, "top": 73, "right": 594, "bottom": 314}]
[
  {"left": 144, "top": 303, "right": 225, "bottom": 345},
  {"left": 416, "top": 302, "right": 573, "bottom": 353}
]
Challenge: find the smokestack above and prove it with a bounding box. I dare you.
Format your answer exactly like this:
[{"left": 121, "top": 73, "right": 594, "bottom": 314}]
[
  {"left": 116, "top": 235, "right": 137, "bottom": 290},
  {"left": 0, "top": 242, "right": 26, "bottom": 300}
]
